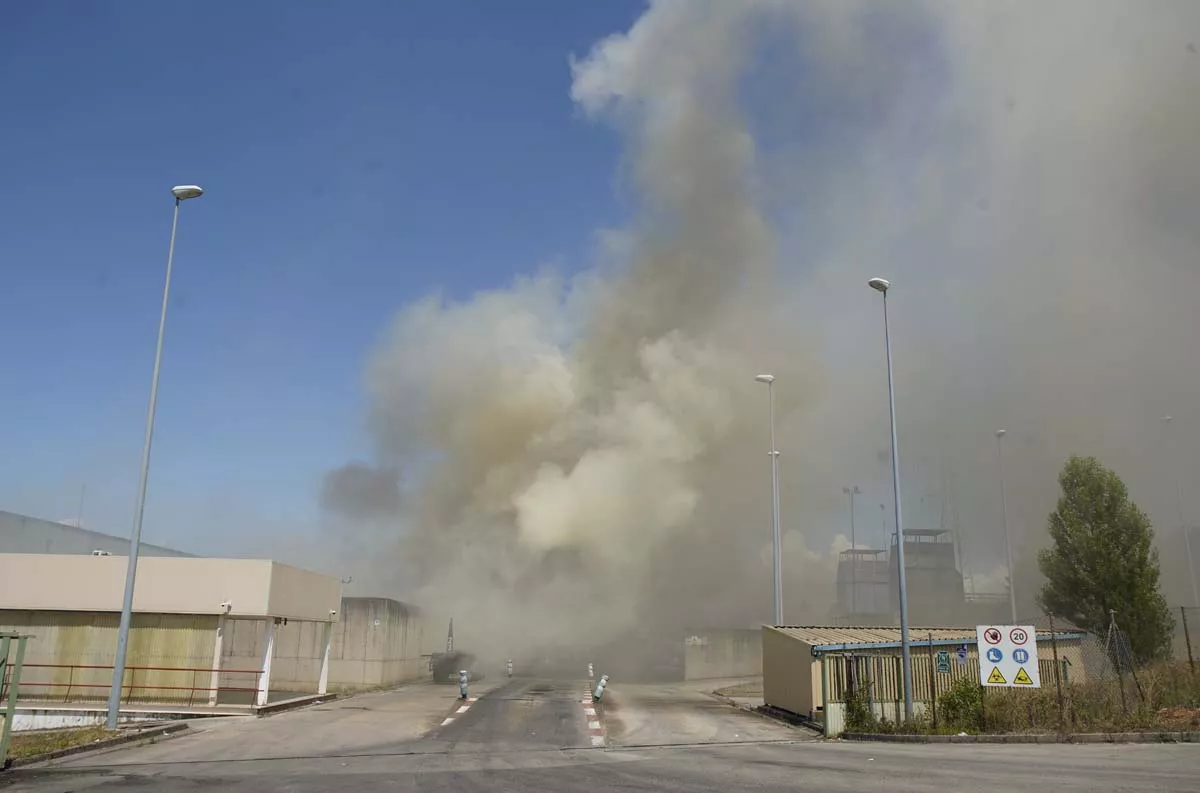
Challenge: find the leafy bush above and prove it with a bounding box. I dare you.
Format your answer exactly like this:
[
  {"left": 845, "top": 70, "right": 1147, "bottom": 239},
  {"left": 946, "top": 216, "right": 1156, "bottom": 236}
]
[
  {"left": 939, "top": 677, "right": 983, "bottom": 732},
  {"left": 844, "top": 682, "right": 877, "bottom": 734}
]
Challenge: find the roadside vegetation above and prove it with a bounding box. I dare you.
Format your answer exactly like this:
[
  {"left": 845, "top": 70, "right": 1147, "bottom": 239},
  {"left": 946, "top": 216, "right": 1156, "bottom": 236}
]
[
  {"left": 8, "top": 726, "right": 117, "bottom": 760},
  {"left": 843, "top": 456, "right": 1199, "bottom": 737}
]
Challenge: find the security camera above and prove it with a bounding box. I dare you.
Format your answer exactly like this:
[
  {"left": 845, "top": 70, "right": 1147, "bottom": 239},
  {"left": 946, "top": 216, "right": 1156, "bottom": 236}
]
[
  {"left": 329, "top": 609, "right": 338, "bottom": 616},
  {"left": 219, "top": 601, "right": 232, "bottom": 613}
]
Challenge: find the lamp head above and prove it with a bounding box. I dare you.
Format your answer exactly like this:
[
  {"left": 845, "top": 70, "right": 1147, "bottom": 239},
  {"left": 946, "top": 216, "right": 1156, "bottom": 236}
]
[
  {"left": 754, "top": 374, "right": 775, "bottom": 384},
  {"left": 867, "top": 277, "right": 890, "bottom": 293},
  {"left": 171, "top": 185, "right": 204, "bottom": 201}
]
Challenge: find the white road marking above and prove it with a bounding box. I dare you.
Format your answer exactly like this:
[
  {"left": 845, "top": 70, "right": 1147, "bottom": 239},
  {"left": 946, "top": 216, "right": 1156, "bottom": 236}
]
[
  {"left": 456, "top": 705, "right": 470, "bottom": 714},
  {"left": 588, "top": 720, "right": 602, "bottom": 730},
  {"left": 590, "top": 734, "right": 605, "bottom": 747},
  {"left": 441, "top": 718, "right": 454, "bottom": 726}
]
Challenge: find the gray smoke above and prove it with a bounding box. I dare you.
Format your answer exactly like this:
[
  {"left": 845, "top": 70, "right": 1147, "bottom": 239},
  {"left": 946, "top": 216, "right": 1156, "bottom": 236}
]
[{"left": 324, "top": 0, "right": 1200, "bottom": 654}]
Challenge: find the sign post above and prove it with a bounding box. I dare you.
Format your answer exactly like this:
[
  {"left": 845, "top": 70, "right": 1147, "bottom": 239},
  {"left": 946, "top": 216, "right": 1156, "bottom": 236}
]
[{"left": 976, "top": 624, "right": 1040, "bottom": 689}]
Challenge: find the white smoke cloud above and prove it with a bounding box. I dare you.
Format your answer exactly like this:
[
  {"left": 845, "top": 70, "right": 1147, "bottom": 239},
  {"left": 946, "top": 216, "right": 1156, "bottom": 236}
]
[{"left": 325, "top": 0, "right": 1200, "bottom": 656}]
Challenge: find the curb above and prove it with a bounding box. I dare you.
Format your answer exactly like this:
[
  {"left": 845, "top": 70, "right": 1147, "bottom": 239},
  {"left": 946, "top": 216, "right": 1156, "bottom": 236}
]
[
  {"left": 841, "top": 731, "right": 1200, "bottom": 744},
  {"left": 6, "top": 722, "right": 190, "bottom": 769},
  {"left": 256, "top": 693, "right": 338, "bottom": 717},
  {"left": 747, "top": 702, "right": 824, "bottom": 734}
]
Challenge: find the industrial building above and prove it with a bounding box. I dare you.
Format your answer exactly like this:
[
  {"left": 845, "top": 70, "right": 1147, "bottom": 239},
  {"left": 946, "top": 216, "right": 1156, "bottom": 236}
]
[
  {"left": 0, "top": 553, "right": 429, "bottom": 730},
  {"left": 326, "top": 597, "right": 426, "bottom": 693},
  {"left": 0, "top": 510, "right": 192, "bottom": 557},
  {"left": 762, "top": 625, "right": 1088, "bottom": 736},
  {"left": 835, "top": 529, "right": 1012, "bottom": 627}
]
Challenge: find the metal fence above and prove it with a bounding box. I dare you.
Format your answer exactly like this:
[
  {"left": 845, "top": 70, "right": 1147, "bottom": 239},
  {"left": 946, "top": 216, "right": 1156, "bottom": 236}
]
[{"left": 825, "top": 609, "right": 1199, "bottom": 735}]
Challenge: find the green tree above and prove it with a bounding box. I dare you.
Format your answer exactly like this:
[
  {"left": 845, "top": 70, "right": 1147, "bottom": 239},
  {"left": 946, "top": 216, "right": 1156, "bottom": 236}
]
[{"left": 1037, "top": 455, "right": 1173, "bottom": 665}]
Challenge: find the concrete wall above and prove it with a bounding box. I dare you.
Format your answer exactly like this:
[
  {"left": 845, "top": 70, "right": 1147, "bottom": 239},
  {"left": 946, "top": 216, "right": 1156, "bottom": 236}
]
[
  {"left": 0, "top": 555, "right": 339, "bottom": 621},
  {"left": 326, "top": 597, "right": 425, "bottom": 692},
  {"left": 0, "top": 511, "right": 191, "bottom": 557},
  {"left": 683, "top": 629, "right": 761, "bottom": 680},
  {"left": 220, "top": 617, "right": 327, "bottom": 699},
  {"left": 761, "top": 627, "right": 819, "bottom": 718}
]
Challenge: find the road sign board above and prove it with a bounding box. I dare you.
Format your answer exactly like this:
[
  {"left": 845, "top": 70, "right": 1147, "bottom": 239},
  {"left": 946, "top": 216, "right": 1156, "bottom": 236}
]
[
  {"left": 936, "top": 651, "right": 951, "bottom": 674},
  {"left": 976, "top": 625, "right": 1040, "bottom": 688}
]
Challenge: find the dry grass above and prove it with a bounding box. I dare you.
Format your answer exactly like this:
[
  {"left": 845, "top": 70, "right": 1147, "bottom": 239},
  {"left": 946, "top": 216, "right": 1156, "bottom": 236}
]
[{"left": 8, "top": 726, "right": 117, "bottom": 760}]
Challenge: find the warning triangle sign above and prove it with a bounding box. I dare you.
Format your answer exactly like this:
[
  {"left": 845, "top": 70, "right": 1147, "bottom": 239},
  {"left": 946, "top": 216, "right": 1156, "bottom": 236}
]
[
  {"left": 987, "top": 666, "right": 1007, "bottom": 684},
  {"left": 1013, "top": 667, "right": 1034, "bottom": 685}
]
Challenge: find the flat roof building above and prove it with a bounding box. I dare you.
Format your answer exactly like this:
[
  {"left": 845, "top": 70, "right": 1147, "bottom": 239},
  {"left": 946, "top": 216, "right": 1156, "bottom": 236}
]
[
  {"left": 0, "top": 510, "right": 192, "bottom": 558},
  {"left": 0, "top": 553, "right": 340, "bottom": 724}
]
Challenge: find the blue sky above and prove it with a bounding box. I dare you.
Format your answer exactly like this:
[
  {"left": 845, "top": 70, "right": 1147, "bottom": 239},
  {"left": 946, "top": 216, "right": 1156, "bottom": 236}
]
[{"left": 0, "top": 0, "right": 646, "bottom": 554}]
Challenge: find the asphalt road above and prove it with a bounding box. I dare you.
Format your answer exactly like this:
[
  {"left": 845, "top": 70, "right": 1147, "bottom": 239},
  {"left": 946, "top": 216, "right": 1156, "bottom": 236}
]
[{"left": 3, "top": 679, "right": 1197, "bottom": 792}]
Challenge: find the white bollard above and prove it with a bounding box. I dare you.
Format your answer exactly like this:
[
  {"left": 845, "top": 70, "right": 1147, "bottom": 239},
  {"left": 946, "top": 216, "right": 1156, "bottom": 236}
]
[
  {"left": 506, "top": 659, "right": 513, "bottom": 678},
  {"left": 593, "top": 674, "right": 609, "bottom": 701},
  {"left": 588, "top": 662, "right": 594, "bottom": 679},
  {"left": 459, "top": 669, "right": 469, "bottom": 700}
]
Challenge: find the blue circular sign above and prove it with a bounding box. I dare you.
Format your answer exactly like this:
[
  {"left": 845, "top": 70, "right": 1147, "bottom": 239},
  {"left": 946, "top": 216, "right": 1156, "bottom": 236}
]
[
  {"left": 986, "top": 647, "right": 1004, "bottom": 663},
  {"left": 1013, "top": 648, "right": 1030, "bottom": 664}
]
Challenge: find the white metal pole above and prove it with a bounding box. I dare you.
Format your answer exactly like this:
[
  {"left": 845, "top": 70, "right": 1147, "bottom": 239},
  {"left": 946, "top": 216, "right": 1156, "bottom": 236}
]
[
  {"left": 1164, "top": 417, "right": 1200, "bottom": 607},
  {"left": 106, "top": 198, "right": 183, "bottom": 730},
  {"left": 768, "top": 381, "right": 783, "bottom": 626},
  {"left": 995, "top": 430, "right": 1017, "bottom": 622},
  {"left": 879, "top": 286, "right": 914, "bottom": 719}
]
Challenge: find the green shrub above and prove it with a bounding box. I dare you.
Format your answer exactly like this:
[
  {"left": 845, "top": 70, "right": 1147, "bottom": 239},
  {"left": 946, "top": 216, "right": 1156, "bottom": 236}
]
[
  {"left": 939, "top": 677, "right": 983, "bottom": 732},
  {"left": 844, "top": 682, "right": 877, "bottom": 734}
]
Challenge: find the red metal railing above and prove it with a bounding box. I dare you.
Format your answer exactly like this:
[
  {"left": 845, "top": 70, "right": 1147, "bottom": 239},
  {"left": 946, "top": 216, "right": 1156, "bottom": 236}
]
[{"left": 6, "top": 664, "right": 264, "bottom": 708}]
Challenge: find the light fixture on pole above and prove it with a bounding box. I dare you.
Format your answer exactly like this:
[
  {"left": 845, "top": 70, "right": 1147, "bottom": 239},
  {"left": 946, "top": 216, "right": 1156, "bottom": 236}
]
[
  {"left": 755, "top": 373, "right": 783, "bottom": 626},
  {"left": 1163, "top": 417, "right": 1199, "bottom": 607},
  {"left": 106, "top": 184, "right": 204, "bottom": 730},
  {"left": 842, "top": 485, "right": 861, "bottom": 615},
  {"left": 994, "top": 429, "right": 1017, "bottom": 622},
  {"left": 867, "top": 276, "right": 914, "bottom": 720}
]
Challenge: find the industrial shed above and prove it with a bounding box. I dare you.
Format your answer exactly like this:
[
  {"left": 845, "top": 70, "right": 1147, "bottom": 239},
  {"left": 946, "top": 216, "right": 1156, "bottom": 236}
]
[
  {"left": 762, "top": 625, "right": 1088, "bottom": 736},
  {"left": 0, "top": 553, "right": 340, "bottom": 719}
]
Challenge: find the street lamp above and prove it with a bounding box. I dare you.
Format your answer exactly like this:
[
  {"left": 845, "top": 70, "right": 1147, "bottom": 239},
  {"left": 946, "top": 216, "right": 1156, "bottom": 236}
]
[
  {"left": 867, "top": 276, "right": 913, "bottom": 720},
  {"left": 1163, "top": 417, "right": 1199, "bottom": 607},
  {"left": 755, "top": 373, "right": 783, "bottom": 625},
  {"left": 994, "top": 430, "right": 1017, "bottom": 622},
  {"left": 106, "top": 185, "right": 205, "bottom": 729},
  {"left": 842, "top": 485, "right": 861, "bottom": 615}
]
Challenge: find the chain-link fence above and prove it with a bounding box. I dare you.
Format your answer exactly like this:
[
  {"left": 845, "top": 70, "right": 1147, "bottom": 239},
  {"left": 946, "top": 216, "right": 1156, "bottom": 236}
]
[
  {"left": 831, "top": 609, "right": 1199, "bottom": 735},
  {"left": 971, "top": 609, "right": 1199, "bottom": 734},
  {"left": 1176, "top": 606, "right": 1198, "bottom": 670}
]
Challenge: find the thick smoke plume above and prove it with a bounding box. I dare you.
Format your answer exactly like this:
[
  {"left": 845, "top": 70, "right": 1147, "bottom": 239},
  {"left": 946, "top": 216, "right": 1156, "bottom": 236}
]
[{"left": 324, "top": 0, "right": 1200, "bottom": 657}]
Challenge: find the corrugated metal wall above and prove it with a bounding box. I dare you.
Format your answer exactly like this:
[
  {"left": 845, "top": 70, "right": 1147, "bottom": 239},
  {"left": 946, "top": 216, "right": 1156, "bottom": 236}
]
[
  {"left": 0, "top": 610, "right": 217, "bottom": 704},
  {"left": 822, "top": 641, "right": 1083, "bottom": 705}
]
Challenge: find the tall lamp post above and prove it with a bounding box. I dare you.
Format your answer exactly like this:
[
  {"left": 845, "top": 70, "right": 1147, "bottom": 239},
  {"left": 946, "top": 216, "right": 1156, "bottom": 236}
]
[
  {"left": 994, "top": 430, "right": 1018, "bottom": 622},
  {"left": 106, "top": 185, "right": 205, "bottom": 729},
  {"left": 842, "top": 485, "right": 861, "bottom": 615},
  {"left": 867, "top": 276, "right": 913, "bottom": 720},
  {"left": 1163, "top": 417, "right": 1200, "bottom": 607},
  {"left": 755, "top": 374, "right": 783, "bottom": 626}
]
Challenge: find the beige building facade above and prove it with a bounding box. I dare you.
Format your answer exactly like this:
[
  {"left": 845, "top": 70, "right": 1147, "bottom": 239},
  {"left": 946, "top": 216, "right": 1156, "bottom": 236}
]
[{"left": 0, "top": 554, "right": 340, "bottom": 712}]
